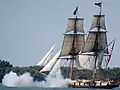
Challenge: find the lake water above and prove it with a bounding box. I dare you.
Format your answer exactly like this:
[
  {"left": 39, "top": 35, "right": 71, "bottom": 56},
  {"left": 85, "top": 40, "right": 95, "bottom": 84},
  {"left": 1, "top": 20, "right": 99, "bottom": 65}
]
[{"left": 0, "top": 84, "right": 120, "bottom": 90}]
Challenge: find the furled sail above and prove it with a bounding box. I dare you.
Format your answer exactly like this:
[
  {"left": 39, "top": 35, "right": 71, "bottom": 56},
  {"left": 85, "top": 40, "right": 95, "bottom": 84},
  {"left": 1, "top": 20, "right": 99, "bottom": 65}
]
[
  {"left": 66, "top": 18, "right": 84, "bottom": 33},
  {"left": 36, "top": 44, "right": 55, "bottom": 66},
  {"left": 40, "top": 50, "right": 61, "bottom": 73},
  {"left": 60, "top": 34, "right": 85, "bottom": 57}
]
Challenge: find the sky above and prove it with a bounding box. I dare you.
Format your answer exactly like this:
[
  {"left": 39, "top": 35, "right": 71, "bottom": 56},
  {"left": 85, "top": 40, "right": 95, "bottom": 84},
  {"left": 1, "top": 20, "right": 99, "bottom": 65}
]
[{"left": 0, "top": 0, "right": 120, "bottom": 67}]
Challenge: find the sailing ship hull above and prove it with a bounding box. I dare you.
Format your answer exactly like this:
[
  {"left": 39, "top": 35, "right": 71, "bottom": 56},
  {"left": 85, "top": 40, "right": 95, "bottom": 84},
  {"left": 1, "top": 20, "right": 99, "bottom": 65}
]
[
  {"left": 69, "top": 80, "right": 119, "bottom": 89},
  {"left": 69, "top": 84, "right": 119, "bottom": 89}
]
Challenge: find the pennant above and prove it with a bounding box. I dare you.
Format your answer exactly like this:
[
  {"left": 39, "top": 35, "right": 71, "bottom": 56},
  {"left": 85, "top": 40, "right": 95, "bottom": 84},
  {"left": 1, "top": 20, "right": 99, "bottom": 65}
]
[
  {"left": 73, "top": 6, "right": 78, "bottom": 15},
  {"left": 95, "top": 2, "right": 102, "bottom": 7}
]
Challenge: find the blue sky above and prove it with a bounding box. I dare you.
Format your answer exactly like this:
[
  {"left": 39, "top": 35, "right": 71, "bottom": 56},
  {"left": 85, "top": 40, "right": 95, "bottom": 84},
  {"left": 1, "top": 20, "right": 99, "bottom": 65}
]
[{"left": 0, "top": 0, "right": 120, "bottom": 67}]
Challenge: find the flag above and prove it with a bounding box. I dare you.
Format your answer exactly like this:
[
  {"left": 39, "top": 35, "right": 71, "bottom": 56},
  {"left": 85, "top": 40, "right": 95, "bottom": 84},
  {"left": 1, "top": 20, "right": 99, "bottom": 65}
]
[
  {"left": 105, "top": 49, "right": 112, "bottom": 66},
  {"left": 95, "top": 2, "right": 102, "bottom": 7},
  {"left": 73, "top": 6, "right": 78, "bottom": 15},
  {"left": 105, "top": 40, "right": 115, "bottom": 67}
]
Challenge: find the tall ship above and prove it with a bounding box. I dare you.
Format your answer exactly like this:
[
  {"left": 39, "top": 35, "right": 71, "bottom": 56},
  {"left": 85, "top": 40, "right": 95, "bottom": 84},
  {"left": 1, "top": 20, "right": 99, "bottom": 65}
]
[{"left": 58, "top": 2, "right": 120, "bottom": 89}]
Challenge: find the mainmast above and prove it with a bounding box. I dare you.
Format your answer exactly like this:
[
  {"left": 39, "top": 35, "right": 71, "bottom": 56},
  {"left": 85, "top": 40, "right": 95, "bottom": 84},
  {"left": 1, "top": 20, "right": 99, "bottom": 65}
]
[
  {"left": 82, "top": 2, "right": 108, "bottom": 80},
  {"left": 93, "top": 2, "right": 102, "bottom": 80}
]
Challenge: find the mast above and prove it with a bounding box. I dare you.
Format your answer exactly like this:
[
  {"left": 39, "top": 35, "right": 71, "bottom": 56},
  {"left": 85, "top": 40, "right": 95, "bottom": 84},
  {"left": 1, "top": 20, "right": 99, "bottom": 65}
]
[
  {"left": 59, "top": 6, "right": 85, "bottom": 79},
  {"left": 69, "top": 8, "right": 78, "bottom": 79},
  {"left": 82, "top": 2, "right": 108, "bottom": 80},
  {"left": 92, "top": 2, "right": 102, "bottom": 80}
]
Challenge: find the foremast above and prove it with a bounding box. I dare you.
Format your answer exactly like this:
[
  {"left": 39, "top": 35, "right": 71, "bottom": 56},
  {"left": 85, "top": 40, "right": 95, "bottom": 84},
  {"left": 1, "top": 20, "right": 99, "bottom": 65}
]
[
  {"left": 59, "top": 7, "right": 85, "bottom": 79},
  {"left": 68, "top": 10, "right": 78, "bottom": 79}
]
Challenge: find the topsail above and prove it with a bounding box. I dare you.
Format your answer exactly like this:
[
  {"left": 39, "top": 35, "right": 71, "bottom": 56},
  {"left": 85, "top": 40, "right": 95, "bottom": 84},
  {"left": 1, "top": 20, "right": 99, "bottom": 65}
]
[
  {"left": 60, "top": 34, "right": 85, "bottom": 57},
  {"left": 66, "top": 18, "right": 84, "bottom": 33},
  {"left": 90, "top": 15, "right": 106, "bottom": 30},
  {"left": 82, "top": 15, "right": 108, "bottom": 54},
  {"left": 60, "top": 17, "right": 85, "bottom": 57}
]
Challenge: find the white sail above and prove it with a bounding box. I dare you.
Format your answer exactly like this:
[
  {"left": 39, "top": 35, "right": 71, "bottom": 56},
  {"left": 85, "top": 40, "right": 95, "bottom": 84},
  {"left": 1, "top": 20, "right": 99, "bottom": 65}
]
[
  {"left": 96, "top": 51, "right": 104, "bottom": 69},
  {"left": 40, "top": 49, "right": 61, "bottom": 73},
  {"left": 49, "top": 59, "right": 61, "bottom": 75},
  {"left": 42, "top": 53, "right": 51, "bottom": 66},
  {"left": 75, "top": 53, "right": 91, "bottom": 69},
  {"left": 36, "top": 44, "right": 55, "bottom": 66}
]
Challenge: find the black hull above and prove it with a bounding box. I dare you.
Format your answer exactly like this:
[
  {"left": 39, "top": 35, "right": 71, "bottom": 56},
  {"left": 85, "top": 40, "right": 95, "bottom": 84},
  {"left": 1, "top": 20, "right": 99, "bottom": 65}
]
[{"left": 70, "top": 84, "right": 119, "bottom": 89}]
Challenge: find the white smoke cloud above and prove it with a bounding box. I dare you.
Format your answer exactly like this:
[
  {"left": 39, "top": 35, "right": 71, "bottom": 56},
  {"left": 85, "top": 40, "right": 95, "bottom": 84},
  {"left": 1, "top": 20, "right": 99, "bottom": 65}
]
[
  {"left": 2, "top": 71, "right": 71, "bottom": 87},
  {"left": 2, "top": 71, "right": 34, "bottom": 87},
  {"left": 2, "top": 71, "right": 19, "bottom": 87}
]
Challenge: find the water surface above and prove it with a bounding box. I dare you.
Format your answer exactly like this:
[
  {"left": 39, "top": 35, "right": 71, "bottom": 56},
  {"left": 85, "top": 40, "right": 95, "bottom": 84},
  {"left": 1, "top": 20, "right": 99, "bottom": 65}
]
[{"left": 0, "top": 84, "right": 119, "bottom": 90}]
